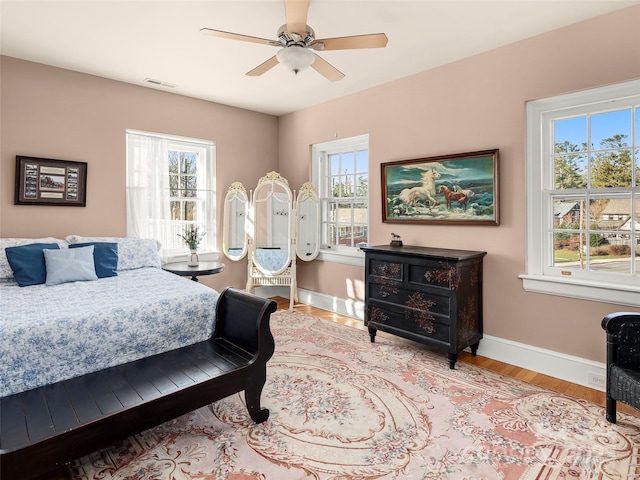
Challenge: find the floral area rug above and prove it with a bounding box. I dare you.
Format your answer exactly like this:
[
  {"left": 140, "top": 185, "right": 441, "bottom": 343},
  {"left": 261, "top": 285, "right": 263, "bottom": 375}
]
[{"left": 68, "top": 310, "right": 640, "bottom": 480}]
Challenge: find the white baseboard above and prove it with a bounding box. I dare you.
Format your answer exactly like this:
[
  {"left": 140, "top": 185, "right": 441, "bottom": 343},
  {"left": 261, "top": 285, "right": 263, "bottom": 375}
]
[
  {"left": 474, "top": 335, "right": 606, "bottom": 392},
  {"left": 253, "top": 287, "right": 366, "bottom": 319},
  {"left": 253, "top": 286, "right": 289, "bottom": 301},
  {"left": 297, "top": 288, "right": 365, "bottom": 320},
  {"left": 252, "top": 287, "right": 606, "bottom": 392}
]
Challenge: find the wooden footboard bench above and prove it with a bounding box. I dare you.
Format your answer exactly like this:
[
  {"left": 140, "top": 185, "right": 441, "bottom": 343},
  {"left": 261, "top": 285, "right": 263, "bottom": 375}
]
[{"left": 0, "top": 287, "right": 277, "bottom": 480}]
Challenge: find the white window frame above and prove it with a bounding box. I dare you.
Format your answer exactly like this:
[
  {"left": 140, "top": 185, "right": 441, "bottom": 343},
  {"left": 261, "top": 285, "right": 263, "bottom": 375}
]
[
  {"left": 126, "top": 130, "right": 216, "bottom": 262},
  {"left": 166, "top": 139, "right": 216, "bottom": 256},
  {"left": 521, "top": 79, "right": 640, "bottom": 307},
  {"left": 312, "top": 134, "right": 369, "bottom": 266}
]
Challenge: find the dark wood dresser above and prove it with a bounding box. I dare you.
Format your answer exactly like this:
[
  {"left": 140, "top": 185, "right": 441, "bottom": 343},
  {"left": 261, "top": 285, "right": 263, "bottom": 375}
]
[{"left": 362, "top": 245, "right": 486, "bottom": 368}]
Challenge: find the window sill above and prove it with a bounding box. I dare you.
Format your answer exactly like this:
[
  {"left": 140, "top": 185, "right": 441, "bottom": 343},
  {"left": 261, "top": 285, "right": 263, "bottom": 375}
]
[
  {"left": 317, "top": 249, "right": 365, "bottom": 267},
  {"left": 519, "top": 273, "right": 640, "bottom": 307}
]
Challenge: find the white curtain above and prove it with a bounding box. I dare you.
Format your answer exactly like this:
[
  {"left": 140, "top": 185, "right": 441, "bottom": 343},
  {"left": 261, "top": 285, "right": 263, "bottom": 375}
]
[{"left": 126, "top": 132, "right": 170, "bottom": 242}]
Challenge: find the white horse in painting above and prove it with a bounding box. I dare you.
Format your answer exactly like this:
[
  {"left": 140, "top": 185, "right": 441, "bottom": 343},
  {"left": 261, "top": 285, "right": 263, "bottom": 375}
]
[
  {"left": 453, "top": 185, "right": 475, "bottom": 199},
  {"left": 398, "top": 168, "right": 441, "bottom": 208}
]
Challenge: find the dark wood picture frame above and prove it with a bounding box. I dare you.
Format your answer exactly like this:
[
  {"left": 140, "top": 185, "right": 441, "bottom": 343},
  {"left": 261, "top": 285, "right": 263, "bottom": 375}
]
[
  {"left": 14, "top": 156, "right": 87, "bottom": 207},
  {"left": 382, "top": 149, "right": 499, "bottom": 226}
]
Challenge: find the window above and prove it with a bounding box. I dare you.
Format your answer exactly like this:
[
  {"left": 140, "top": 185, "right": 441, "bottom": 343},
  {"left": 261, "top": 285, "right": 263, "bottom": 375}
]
[
  {"left": 126, "top": 130, "right": 216, "bottom": 259},
  {"left": 522, "top": 80, "right": 640, "bottom": 306},
  {"left": 312, "top": 135, "right": 369, "bottom": 265}
]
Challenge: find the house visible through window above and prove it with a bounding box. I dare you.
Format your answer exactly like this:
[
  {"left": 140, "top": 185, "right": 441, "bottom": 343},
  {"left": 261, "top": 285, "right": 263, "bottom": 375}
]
[
  {"left": 523, "top": 79, "right": 640, "bottom": 306},
  {"left": 312, "top": 134, "right": 369, "bottom": 265},
  {"left": 126, "top": 130, "right": 216, "bottom": 259}
]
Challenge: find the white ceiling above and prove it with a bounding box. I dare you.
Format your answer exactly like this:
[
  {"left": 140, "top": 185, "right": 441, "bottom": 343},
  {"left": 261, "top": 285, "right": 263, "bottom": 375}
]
[{"left": 2, "top": 0, "right": 638, "bottom": 116}]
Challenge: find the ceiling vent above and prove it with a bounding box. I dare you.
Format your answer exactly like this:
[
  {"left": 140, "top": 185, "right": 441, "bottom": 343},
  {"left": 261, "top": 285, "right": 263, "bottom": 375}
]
[{"left": 143, "top": 78, "right": 176, "bottom": 88}]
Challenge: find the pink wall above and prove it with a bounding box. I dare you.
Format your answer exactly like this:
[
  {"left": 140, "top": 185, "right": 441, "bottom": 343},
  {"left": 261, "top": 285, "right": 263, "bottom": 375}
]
[
  {"left": 279, "top": 6, "right": 640, "bottom": 363},
  {"left": 1, "top": 6, "right": 639, "bottom": 364},
  {"left": 0, "top": 56, "right": 279, "bottom": 292}
]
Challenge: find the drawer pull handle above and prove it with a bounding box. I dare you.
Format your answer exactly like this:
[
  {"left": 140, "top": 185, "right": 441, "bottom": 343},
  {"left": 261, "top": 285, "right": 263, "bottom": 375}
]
[{"left": 380, "top": 291, "right": 389, "bottom": 297}]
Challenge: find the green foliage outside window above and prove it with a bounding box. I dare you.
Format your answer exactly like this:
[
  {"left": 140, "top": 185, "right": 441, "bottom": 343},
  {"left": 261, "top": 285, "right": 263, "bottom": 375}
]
[{"left": 554, "top": 134, "right": 632, "bottom": 190}]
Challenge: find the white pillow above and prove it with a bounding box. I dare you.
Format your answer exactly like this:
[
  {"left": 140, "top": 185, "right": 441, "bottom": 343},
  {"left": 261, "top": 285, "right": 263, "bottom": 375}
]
[
  {"left": 44, "top": 245, "right": 98, "bottom": 286},
  {"left": 0, "top": 237, "right": 68, "bottom": 281},
  {"left": 65, "top": 235, "right": 161, "bottom": 270}
]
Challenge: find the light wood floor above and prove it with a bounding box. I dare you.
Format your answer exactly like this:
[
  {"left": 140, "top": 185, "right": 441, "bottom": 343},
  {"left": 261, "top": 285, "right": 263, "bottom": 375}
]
[{"left": 42, "top": 297, "right": 635, "bottom": 480}]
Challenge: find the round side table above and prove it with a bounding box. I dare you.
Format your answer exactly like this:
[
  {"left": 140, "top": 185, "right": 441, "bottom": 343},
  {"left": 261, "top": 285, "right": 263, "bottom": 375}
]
[{"left": 162, "top": 260, "right": 225, "bottom": 282}]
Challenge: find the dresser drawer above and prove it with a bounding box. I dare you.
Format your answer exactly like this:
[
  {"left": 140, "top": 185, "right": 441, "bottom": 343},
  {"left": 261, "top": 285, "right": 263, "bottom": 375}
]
[
  {"left": 407, "top": 261, "right": 457, "bottom": 290},
  {"left": 366, "top": 302, "right": 450, "bottom": 344},
  {"left": 368, "top": 255, "right": 459, "bottom": 291},
  {"left": 368, "top": 258, "right": 403, "bottom": 281},
  {"left": 368, "top": 283, "right": 451, "bottom": 318}
]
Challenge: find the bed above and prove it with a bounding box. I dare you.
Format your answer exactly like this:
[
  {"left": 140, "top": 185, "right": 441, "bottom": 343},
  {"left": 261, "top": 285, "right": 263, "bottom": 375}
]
[
  {"left": 0, "top": 235, "right": 219, "bottom": 397},
  {"left": 0, "top": 235, "right": 276, "bottom": 480}
]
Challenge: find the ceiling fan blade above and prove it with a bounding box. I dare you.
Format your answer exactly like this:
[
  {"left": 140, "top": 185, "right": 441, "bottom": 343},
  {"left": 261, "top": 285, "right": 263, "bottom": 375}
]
[
  {"left": 284, "top": 0, "right": 309, "bottom": 36},
  {"left": 314, "top": 33, "right": 388, "bottom": 51},
  {"left": 200, "top": 28, "right": 274, "bottom": 46},
  {"left": 246, "top": 56, "right": 280, "bottom": 76},
  {"left": 310, "top": 54, "right": 345, "bottom": 82}
]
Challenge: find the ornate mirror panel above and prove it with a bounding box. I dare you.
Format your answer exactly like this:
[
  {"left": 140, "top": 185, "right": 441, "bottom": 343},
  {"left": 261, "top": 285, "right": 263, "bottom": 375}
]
[
  {"left": 252, "top": 172, "right": 293, "bottom": 275},
  {"left": 295, "top": 182, "right": 320, "bottom": 261},
  {"left": 222, "top": 182, "right": 248, "bottom": 261}
]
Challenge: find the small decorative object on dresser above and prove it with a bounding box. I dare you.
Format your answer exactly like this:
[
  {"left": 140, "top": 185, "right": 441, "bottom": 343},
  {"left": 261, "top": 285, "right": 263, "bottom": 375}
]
[
  {"left": 390, "top": 233, "right": 403, "bottom": 247},
  {"left": 362, "top": 244, "right": 486, "bottom": 369}
]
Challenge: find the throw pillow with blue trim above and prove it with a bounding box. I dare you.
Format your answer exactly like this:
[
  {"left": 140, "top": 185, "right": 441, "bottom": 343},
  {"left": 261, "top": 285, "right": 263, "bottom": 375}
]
[{"left": 44, "top": 245, "right": 98, "bottom": 286}]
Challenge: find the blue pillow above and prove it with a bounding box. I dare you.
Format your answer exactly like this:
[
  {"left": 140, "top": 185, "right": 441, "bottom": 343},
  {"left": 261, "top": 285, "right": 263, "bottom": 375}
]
[
  {"left": 5, "top": 243, "right": 60, "bottom": 286},
  {"left": 44, "top": 246, "right": 98, "bottom": 286},
  {"left": 70, "top": 242, "right": 118, "bottom": 278}
]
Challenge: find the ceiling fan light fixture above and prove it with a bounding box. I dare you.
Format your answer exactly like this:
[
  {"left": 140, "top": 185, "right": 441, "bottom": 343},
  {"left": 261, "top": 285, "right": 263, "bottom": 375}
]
[{"left": 276, "top": 46, "right": 315, "bottom": 75}]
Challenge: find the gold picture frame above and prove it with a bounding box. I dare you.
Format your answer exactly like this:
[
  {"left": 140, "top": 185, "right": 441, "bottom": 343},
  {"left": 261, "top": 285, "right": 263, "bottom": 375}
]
[{"left": 382, "top": 149, "right": 499, "bottom": 225}]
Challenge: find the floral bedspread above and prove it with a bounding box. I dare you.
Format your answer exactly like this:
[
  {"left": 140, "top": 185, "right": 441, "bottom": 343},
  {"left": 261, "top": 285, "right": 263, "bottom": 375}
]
[{"left": 0, "top": 267, "right": 219, "bottom": 397}]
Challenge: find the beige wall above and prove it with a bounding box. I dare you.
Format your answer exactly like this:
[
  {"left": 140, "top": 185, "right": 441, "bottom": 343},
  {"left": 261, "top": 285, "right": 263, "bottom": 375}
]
[
  {"left": 279, "top": 6, "right": 640, "bottom": 363},
  {"left": 1, "top": 6, "right": 640, "bottom": 365},
  {"left": 0, "top": 56, "right": 279, "bottom": 292}
]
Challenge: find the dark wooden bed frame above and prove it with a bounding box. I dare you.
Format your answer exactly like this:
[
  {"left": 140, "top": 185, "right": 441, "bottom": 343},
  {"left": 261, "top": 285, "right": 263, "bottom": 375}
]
[{"left": 0, "top": 287, "right": 277, "bottom": 480}]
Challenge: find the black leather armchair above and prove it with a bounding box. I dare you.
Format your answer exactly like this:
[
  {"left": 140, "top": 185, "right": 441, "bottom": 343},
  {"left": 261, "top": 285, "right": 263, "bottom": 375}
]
[{"left": 602, "top": 312, "right": 640, "bottom": 423}]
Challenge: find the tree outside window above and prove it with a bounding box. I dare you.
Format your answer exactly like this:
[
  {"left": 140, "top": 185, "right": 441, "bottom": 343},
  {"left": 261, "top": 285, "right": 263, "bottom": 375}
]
[{"left": 524, "top": 80, "right": 640, "bottom": 306}]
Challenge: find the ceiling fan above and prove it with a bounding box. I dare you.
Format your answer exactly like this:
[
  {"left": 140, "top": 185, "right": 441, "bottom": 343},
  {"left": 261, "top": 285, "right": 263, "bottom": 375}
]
[{"left": 200, "top": 0, "right": 388, "bottom": 82}]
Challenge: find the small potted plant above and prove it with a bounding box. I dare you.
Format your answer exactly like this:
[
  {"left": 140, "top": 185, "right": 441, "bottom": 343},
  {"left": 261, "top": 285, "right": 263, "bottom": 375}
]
[{"left": 179, "top": 225, "right": 206, "bottom": 266}]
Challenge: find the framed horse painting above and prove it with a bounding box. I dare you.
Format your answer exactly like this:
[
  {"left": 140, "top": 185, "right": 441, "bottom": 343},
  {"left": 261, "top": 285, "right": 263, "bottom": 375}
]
[{"left": 381, "top": 149, "right": 499, "bottom": 225}]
